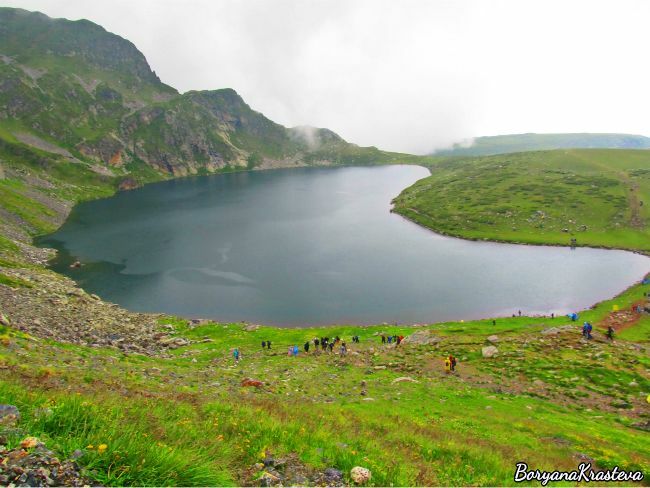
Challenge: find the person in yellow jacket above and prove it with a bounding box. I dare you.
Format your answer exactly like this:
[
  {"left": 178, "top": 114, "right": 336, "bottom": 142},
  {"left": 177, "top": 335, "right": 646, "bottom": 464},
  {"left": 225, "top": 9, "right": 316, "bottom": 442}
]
[{"left": 445, "top": 357, "right": 452, "bottom": 373}]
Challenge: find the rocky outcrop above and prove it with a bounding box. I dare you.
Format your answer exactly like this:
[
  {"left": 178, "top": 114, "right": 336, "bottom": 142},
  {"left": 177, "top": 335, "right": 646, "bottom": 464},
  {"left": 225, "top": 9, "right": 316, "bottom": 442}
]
[
  {"left": 118, "top": 177, "right": 139, "bottom": 191},
  {"left": 0, "top": 268, "right": 179, "bottom": 355},
  {"left": 0, "top": 437, "right": 91, "bottom": 487},
  {"left": 245, "top": 453, "right": 346, "bottom": 487}
]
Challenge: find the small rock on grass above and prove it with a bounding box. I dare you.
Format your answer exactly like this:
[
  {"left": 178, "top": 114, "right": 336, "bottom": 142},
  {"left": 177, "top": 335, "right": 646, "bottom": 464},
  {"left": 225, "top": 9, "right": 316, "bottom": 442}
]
[
  {"left": 351, "top": 466, "right": 372, "bottom": 484},
  {"left": 0, "top": 404, "right": 20, "bottom": 426},
  {"left": 482, "top": 346, "right": 498, "bottom": 358},
  {"left": 392, "top": 376, "right": 419, "bottom": 384}
]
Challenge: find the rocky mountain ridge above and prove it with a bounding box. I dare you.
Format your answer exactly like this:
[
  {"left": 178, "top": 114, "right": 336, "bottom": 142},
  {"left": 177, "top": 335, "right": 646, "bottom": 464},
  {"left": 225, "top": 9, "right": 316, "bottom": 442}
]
[{"left": 0, "top": 7, "right": 409, "bottom": 183}]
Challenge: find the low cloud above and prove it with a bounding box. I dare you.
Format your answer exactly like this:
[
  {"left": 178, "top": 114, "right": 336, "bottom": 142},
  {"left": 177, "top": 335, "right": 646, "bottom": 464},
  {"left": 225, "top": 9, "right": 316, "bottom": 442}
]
[{"left": 6, "top": 0, "right": 650, "bottom": 154}]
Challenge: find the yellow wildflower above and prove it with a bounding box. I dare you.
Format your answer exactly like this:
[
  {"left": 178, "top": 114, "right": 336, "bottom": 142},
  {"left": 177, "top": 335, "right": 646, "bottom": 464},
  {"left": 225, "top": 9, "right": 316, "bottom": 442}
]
[
  {"left": 87, "top": 444, "right": 94, "bottom": 449},
  {"left": 97, "top": 444, "right": 107, "bottom": 453}
]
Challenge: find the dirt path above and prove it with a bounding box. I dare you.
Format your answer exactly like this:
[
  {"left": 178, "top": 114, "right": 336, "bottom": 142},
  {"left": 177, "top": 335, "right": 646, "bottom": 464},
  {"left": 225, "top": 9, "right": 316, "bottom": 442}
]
[{"left": 597, "top": 299, "right": 645, "bottom": 332}]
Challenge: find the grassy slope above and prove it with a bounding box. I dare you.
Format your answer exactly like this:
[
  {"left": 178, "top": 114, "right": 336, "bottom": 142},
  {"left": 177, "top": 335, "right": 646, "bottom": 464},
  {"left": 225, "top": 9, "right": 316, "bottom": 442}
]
[
  {"left": 394, "top": 149, "right": 650, "bottom": 252},
  {"left": 1, "top": 278, "right": 648, "bottom": 486}
]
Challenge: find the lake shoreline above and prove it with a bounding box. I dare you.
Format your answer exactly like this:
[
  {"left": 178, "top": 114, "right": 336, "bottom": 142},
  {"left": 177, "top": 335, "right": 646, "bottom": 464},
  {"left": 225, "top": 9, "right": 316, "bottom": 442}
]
[{"left": 35, "top": 164, "right": 650, "bottom": 329}]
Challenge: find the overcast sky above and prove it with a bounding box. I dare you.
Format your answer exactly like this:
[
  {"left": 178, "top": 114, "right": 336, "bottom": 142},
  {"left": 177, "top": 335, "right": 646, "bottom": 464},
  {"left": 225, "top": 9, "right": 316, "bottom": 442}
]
[{"left": 4, "top": 0, "right": 650, "bottom": 153}]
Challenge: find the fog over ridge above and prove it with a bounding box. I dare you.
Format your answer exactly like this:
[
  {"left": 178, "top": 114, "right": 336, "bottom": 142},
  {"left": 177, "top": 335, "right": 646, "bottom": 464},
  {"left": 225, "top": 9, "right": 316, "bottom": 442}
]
[{"left": 4, "top": 0, "right": 650, "bottom": 154}]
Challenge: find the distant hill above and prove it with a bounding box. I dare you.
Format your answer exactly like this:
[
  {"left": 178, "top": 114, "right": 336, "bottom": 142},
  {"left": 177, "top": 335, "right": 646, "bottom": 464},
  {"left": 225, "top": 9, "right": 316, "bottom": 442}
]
[{"left": 433, "top": 133, "right": 650, "bottom": 157}]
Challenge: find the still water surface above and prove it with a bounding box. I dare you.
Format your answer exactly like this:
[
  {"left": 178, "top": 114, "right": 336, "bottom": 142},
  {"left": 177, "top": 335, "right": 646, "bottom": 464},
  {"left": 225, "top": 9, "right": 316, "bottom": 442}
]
[{"left": 41, "top": 166, "right": 650, "bottom": 326}]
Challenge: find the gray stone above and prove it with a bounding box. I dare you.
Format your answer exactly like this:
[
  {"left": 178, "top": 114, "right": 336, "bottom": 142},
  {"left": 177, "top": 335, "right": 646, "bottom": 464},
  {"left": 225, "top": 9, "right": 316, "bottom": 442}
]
[
  {"left": 402, "top": 330, "right": 440, "bottom": 345},
  {"left": 482, "top": 346, "right": 499, "bottom": 358},
  {"left": 0, "top": 405, "right": 20, "bottom": 426}
]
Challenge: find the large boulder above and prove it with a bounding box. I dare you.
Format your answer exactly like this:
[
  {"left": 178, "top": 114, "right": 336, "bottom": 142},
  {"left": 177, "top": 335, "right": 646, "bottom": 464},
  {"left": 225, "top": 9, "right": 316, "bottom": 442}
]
[
  {"left": 481, "top": 346, "right": 499, "bottom": 358},
  {"left": 487, "top": 335, "right": 499, "bottom": 343},
  {"left": 401, "top": 330, "right": 440, "bottom": 345}
]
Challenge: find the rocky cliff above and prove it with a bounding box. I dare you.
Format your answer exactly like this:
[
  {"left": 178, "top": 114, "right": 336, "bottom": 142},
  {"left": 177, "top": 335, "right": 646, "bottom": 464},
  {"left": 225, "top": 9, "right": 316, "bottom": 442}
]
[{"left": 0, "top": 7, "right": 407, "bottom": 182}]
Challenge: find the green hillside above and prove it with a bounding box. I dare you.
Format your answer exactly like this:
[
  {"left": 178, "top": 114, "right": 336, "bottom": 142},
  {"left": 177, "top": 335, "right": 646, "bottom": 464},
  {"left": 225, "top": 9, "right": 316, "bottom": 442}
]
[
  {"left": 434, "top": 133, "right": 650, "bottom": 157},
  {"left": 1, "top": 286, "right": 649, "bottom": 485},
  {"left": 0, "top": 7, "right": 425, "bottom": 184},
  {"left": 394, "top": 149, "right": 650, "bottom": 251}
]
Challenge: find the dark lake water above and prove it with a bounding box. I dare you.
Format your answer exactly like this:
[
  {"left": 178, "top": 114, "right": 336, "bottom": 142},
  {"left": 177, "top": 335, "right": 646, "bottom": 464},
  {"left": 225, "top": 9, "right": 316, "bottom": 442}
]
[{"left": 40, "top": 165, "right": 650, "bottom": 326}]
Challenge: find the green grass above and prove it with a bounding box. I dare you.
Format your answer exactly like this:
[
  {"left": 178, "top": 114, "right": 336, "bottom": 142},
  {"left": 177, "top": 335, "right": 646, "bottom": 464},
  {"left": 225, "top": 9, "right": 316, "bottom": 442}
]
[
  {"left": 617, "top": 315, "right": 650, "bottom": 342},
  {"left": 1, "top": 282, "right": 649, "bottom": 486},
  {"left": 0, "top": 272, "right": 32, "bottom": 288},
  {"left": 394, "top": 149, "right": 650, "bottom": 252}
]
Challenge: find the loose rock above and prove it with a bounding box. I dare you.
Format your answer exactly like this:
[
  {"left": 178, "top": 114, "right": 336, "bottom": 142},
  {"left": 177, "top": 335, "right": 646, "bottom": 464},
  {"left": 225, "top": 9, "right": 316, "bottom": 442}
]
[
  {"left": 351, "top": 466, "right": 372, "bottom": 484},
  {"left": 0, "top": 404, "right": 20, "bottom": 426},
  {"left": 482, "top": 346, "right": 499, "bottom": 358}
]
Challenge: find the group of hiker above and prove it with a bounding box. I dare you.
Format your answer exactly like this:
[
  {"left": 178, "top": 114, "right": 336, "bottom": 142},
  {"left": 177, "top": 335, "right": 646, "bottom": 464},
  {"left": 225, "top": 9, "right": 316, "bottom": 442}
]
[
  {"left": 444, "top": 354, "right": 457, "bottom": 373},
  {"left": 581, "top": 321, "right": 615, "bottom": 341},
  {"left": 236, "top": 316, "right": 622, "bottom": 367},
  {"left": 380, "top": 334, "right": 404, "bottom": 345}
]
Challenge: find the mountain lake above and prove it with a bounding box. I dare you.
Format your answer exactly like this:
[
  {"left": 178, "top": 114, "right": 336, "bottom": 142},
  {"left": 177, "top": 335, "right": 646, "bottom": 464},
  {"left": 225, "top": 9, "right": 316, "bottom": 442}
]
[{"left": 39, "top": 165, "right": 650, "bottom": 326}]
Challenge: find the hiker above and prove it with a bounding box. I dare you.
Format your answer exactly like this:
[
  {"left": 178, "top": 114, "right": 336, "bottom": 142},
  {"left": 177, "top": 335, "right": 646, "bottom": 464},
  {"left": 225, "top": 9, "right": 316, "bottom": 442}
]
[
  {"left": 321, "top": 339, "right": 327, "bottom": 351},
  {"left": 492, "top": 319, "right": 496, "bottom": 326},
  {"left": 267, "top": 340, "right": 271, "bottom": 350},
  {"left": 304, "top": 341, "right": 310, "bottom": 353},
  {"left": 328, "top": 342, "right": 334, "bottom": 352},
  {"left": 381, "top": 334, "right": 386, "bottom": 344},
  {"left": 606, "top": 325, "right": 615, "bottom": 341},
  {"left": 551, "top": 313, "right": 555, "bottom": 319},
  {"left": 582, "top": 322, "right": 592, "bottom": 340},
  {"left": 340, "top": 342, "right": 347, "bottom": 355},
  {"left": 314, "top": 338, "right": 320, "bottom": 348},
  {"left": 288, "top": 346, "right": 293, "bottom": 356},
  {"left": 387, "top": 336, "right": 393, "bottom": 344},
  {"left": 449, "top": 355, "right": 457, "bottom": 372},
  {"left": 335, "top": 336, "right": 340, "bottom": 344},
  {"left": 233, "top": 348, "right": 240, "bottom": 362},
  {"left": 261, "top": 341, "right": 266, "bottom": 349},
  {"left": 444, "top": 356, "right": 451, "bottom": 373},
  {"left": 518, "top": 310, "right": 522, "bottom": 317},
  {"left": 293, "top": 345, "right": 299, "bottom": 356}
]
